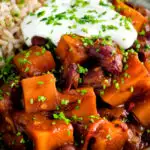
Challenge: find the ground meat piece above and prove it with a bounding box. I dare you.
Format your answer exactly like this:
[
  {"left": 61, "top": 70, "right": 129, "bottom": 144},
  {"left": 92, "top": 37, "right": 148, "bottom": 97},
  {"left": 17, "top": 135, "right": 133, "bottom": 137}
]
[
  {"left": 63, "top": 63, "right": 80, "bottom": 91},
  {"left": 83, "top": 67, "right": 111, "bottom": 89},
  {"left": 88, "top": 39, "right": 123, "bottom": 75}
]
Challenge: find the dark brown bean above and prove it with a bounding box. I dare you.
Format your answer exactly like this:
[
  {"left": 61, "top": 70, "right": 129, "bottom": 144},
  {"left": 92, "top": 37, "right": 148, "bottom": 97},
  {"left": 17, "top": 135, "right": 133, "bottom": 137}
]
[
  {"left": 64, "top": 63, "right": 79, "bottom": 91},
  {"left": 88, "top": 39, "right": 123, "bottom": 75},
  {"left": 31, "top": 36, "right": 48, "bottom": 46}
]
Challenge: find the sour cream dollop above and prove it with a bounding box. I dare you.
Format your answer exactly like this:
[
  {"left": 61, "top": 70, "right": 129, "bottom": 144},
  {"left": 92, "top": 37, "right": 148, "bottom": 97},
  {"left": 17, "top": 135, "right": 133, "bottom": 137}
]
[{"left": 21, "top": 0, "right": 137, "bottom": 49}]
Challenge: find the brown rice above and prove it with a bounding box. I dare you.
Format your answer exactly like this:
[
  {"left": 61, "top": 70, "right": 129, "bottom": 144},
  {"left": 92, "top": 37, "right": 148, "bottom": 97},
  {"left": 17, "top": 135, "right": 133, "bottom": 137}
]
[{"left": 0, "top": 0, "right": 44, "bottom": 66}]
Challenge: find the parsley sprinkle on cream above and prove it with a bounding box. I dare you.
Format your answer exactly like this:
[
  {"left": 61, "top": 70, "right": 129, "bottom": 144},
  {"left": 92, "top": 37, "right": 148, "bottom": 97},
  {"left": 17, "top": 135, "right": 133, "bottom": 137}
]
[{"left": 21, "top": 0, "right": 137, "bottom": 49}]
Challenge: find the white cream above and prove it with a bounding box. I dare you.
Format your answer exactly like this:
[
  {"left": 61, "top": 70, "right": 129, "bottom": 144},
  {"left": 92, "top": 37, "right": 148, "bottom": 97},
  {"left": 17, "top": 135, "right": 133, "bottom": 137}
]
[{"left": 21, "top": 0, "right": 137, "bottom": 49}]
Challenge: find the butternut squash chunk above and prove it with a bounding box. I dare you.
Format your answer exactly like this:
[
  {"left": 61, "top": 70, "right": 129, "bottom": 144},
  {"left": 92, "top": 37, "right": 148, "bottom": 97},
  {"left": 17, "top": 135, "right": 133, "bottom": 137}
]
[
  {"left": 113, "top": 0, "right": 147, "bottom": 31},
  {"left": 82, "top": 119, "right": 128, "bottom": 150},
  {"left": 101, "top": 54, "right": 148, "bottom": 106},
  {"left": 13, "top": 46, "right": 55, "bottom": 77},
  {"left": 21, "top": 73, "right": 58, "bottom": 113},
  {"left": 132, "top": 77, "right": 150, "bottom": 96},
  {"left": 132, "top": 94, "right": 150, "bottom": 128},
  {"left": 14, "top": 112, "right": 74, "bottom": 150},
  {"left": 56, "top": 35, "right": 88, "bottom": 64},
  {"left": 131, "top": 78, "right": 150, "bottom": 127},
  {"left": 144, "top": 59, "right": 150, "bottom": 73},
  {"left": 58, "top": 87, "right": 98, "bottom": 122}
]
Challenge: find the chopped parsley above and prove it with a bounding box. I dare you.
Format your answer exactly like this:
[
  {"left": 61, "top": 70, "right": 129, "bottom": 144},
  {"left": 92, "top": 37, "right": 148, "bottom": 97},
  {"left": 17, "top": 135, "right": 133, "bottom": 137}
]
[
  {"left": 89, "top": 115, "right": 100, "bottom": 122},
  {"left": 101, "top": 36, "right": 113, "bottom": 46},
  {"left": 100, "top": 90, "right": 104, "bottom": 96},
  {"left": 99, "top": 0, "right": 110, "bottom": 7},
  {"left": 38, "top": 96, "right": 47, "bottom": 102},
  {"left": 81, "top": 28, "right": 88, "bottom": 33},
  {"left": 120, "top": 17, "right": 131, "bottom": 30},
  {"left": 98, "top": 11, "right": 107, "bottom": 17},
  {"left": 52, "top": 121, "right": 56, "bottom": 125},
  {"left": 101, "top": 24, "right": 118, "bottom": 32},
  {"left": 71, "top": 115, "right": 83, "bottom": 122},
  {"left": 41, "top": 47, "right": 46, "bottom": 54},
  {"left": 78, "top": 15, "right": 99, "bottom": 24},
  {"left": 37, "top": 81, "right": 44, "bottom": 85},
  {"left": 77, "top": 89, "right": 88, "bottom": 95},
  {"left": 77, "top": 99, "right": 81, "bottom": 104},
  {"left": 18, "top": 58, "right": 31, "bottom": 65},
  {"left": 114, "top": 82, "right": 120, "bottom": 90},
  {"left": 75, "top": 105, "right": 80, "bottom": 110},
  {"left": 17, "top": 0, "right": 24, "bottom": 4},
  {"left": 53, "top": 112, "right": 70, "bottom": 124},
  {"left": 67, "top": 130, "right": 71, "bottom": 136},
  {"left": 37, "top": 10, "right": 45, "bottom": 18},
  {"left": 61, "top": 99, "right": 69, "bottom": 105},
  {"left": 106, "top": 134, "right": 112, "bottom": 140},
  {"left": 24, "top": 67, "right": 29, "bottom": 72},
  {"left": 112, "top": 13, "right": 119, "bottom": 20},
  {"left": 145, "top": 44, "right": 150, "bottom": 51},
  {"left": 68, "top": 24, "right": 77, "bottom": 29},
  {"left": 81, "top": 37, "right": 94, "bottom": 46},
  {"left": 139, "top": 30, "right": 146, "bottom": 36},
  {"left": 0, "top": 56, "right": 17, "bottom": 83},
  {"left": 20, "top": 138, "right": 25, "bottom": 144},
  {"left": 16, "top": 132, "right": 21, "bottom": 136},
  {"left": 77, "top": 64, "right": 88, "bottom": 74},
  {"left": 29, "top": 12, "right": 35, "bottom": 16},
  {"left": 147, "top": 129, "right": 150, "bottom": 133},
  {"left": 130, "top": 86, "right": 134, "bottom": 93},
  {"left": 72, "top": 0, "right": 90, "bottom": 7},
  {"left": 30, "top": 98, "right": 34, "bottom": 104}
]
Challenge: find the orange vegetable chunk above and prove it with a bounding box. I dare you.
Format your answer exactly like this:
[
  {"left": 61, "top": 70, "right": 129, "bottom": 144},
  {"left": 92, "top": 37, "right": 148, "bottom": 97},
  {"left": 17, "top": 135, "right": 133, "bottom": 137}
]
[
  {"left": 58, "top": 87, "right": 98, "bottom": 122},
  {"left": 144, "top": 59, "right": 150, "bottom": 73},
  {"left": 131, "top": 77, "right": 150, "bottom": 127},
  {"left": 14, "top": 112, "right": 74, "bottom": 150},
  {"left": 101, "top": 54, "right": 148, "bottom": 106},
  {"left": 113, "top": 0, "right": 147, "bottom": 31},
  {"left": 82, "top": 119, "right": 128, "bottom": 150},
  {"left": 132, "top": 94, "right": 150, "bottom": 128},
  {"left": 13, "top": 46, "right": 55, "bottom": 77},
  {"left": 21, "top": 73, "right": 58, "bottom": 113},
  {"left": 56, "top": 35, "right": 88, "bottom": 64}
]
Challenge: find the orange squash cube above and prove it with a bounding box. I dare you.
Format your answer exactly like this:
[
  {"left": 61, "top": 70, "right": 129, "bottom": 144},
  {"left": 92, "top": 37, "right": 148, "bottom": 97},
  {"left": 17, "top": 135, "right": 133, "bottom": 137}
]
[
  {"left": 131, "top": 77, "right": 150, "bottom": 127},
  {"left": 82, "top": 119, "right": 128, "bottom": 150},
  {"left": 113, "top": 0, "right": 147, "bottom": 31},
  {"left": 58, "top": 87, "right": 98, "bottom": 122},
  {"left": 14, "top": 112, "right": 74, "bottom": 150},
  {"left": 56, "top": 35, "right": 88, "bottom": 64},
  {"left": 132, "top": 94, "right": 150, "bottom": 128},
  {"left": 101, "top": 54, "right": 148, "bottom": 106},
  {"left": 13, "top": 46, "right": 55, "bottom": 77},
  {"left": 21, "top": 73, "right": 58, "bottom": 113},
  {"left": 144, "top": 59, "right": 150, "bottom": 73}
]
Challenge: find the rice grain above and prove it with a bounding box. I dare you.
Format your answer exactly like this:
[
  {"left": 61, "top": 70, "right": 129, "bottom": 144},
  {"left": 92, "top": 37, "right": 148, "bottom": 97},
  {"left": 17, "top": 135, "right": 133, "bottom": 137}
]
[{"left": 0, "top": 0, "right": 44, "bottom": 64}]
